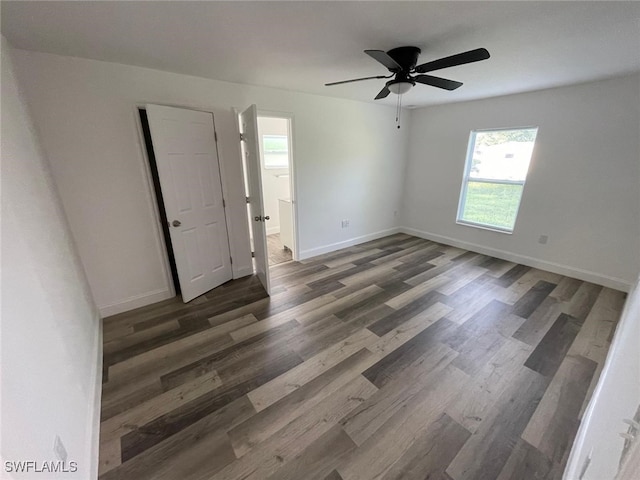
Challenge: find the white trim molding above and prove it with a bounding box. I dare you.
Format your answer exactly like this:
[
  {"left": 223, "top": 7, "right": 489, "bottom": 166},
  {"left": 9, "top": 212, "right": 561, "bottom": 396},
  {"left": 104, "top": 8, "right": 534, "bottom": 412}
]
[
  {"left": 88, "top": 315, "right": 103, "bottom": 480},
  {"left": 98, "top": 288, "right": 173, "bottom": 317},
  {"left": 299, "top": 227, "right": 401, "bottom": 261},
  {"left": 400, "top": 226, "right": 632, "bottom": 292}
]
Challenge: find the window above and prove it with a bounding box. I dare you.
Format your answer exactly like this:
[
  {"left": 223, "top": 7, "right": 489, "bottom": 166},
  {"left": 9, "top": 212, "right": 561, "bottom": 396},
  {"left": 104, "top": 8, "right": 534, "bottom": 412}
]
[
  {"left": 262, "top": 134, "right": 289, "bottom": 169},
  {"left": 457, "top": 127, "right": 538, "bottom": 233}
]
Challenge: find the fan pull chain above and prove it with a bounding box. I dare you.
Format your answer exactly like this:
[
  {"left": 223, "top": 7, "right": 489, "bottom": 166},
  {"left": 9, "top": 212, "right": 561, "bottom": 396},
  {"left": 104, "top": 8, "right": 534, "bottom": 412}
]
[{"left": 396, "top": 93, "right": 403, "bottom": 129}]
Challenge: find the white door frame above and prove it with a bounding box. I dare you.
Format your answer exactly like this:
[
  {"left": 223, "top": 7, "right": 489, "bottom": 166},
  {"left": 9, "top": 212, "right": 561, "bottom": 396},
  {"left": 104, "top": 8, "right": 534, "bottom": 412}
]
[
  {"left": 132, "top": 102, "right": 247, "bottom": 298},
  {"left": 255, "top": 110, "right": 300, "bottom": 261}
]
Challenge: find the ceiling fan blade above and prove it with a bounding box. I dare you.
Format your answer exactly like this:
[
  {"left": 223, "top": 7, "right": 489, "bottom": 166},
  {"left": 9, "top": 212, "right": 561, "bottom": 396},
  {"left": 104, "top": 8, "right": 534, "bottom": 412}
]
[
  {"left": 365, "top": 50, "right": 402, "bottom": 71},
  {"left": 325, "top": 75, "right": 390, "bottom": 86},
  {"left": 375, "top": 85, "right": 391, "bottom": 100},
  {"left": 415, "top": 48, "right": 490, "bottom": 73},
  {"left": 414, "top": 75, "right": 463, "bottom": 91}
]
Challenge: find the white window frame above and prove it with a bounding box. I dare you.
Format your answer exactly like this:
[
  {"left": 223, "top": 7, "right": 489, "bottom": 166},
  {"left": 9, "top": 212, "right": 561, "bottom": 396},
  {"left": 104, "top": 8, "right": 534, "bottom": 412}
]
[
  {"left": 456, "top": 127, "right": 538, "bottom": 234},
  {"left": 261, "top": 134, "right": 289, "bottom": 169}
]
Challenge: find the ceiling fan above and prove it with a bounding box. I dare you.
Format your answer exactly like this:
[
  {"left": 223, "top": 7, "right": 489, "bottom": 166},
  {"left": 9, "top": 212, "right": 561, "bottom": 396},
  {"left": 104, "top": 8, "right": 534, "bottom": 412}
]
[{"left": 325, "top": 47, "right": 490, "bottom": 99}]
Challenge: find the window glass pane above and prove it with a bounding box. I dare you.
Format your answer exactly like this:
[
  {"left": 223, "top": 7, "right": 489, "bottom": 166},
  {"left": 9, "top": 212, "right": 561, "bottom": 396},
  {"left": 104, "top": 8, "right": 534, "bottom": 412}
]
[
  {"left": 470, "top": 128, "right": 537, "bottom": 181},
  {"left": 460, "top": 182, "right": 524, "bottom": 230},
  {"left": 262, "top": 134, "right": 289, "bottom": 169}
]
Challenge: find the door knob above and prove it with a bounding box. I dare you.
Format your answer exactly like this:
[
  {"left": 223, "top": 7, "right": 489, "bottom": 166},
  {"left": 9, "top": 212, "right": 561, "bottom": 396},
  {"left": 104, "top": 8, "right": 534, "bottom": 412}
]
[
  {"left": 172, "top": 220, "right": 181, "bottom": 227},
  {"left": 254, "top": 216, "right": 261, "bottom": 222},
  {"left": 264, "top": 216, "right": 270, "bottom": 221}
]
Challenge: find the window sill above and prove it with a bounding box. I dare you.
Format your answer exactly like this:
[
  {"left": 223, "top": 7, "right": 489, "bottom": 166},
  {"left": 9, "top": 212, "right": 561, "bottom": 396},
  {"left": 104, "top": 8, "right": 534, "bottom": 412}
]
[{"left": 456, "top": 220, "right": 514, "bottom": 234}]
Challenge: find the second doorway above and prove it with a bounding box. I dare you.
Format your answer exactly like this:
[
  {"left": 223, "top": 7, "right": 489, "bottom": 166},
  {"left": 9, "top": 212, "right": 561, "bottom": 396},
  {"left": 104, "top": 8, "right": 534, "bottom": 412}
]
[{"left": 244, "top": 113, "right": 297, "bottom": 268}]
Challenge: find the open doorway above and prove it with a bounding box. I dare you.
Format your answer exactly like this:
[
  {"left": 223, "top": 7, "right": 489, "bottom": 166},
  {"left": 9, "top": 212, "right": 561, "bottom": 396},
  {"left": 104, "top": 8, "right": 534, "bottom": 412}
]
[{"left": 241, "top": 112, "right": 297, "bottom": 268}]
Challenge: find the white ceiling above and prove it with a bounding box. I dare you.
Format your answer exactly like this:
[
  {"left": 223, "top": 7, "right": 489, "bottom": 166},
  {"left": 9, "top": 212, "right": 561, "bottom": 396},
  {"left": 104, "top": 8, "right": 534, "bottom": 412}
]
[{"left": 2, "top": 1, "right": 639, "bottom": 107}]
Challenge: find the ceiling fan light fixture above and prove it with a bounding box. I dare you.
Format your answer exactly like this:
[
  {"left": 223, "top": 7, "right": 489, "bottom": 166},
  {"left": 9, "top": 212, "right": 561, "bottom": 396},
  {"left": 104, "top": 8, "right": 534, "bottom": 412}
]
[{"left": 387, "top": 80, "right": 413, "bottom": 95}]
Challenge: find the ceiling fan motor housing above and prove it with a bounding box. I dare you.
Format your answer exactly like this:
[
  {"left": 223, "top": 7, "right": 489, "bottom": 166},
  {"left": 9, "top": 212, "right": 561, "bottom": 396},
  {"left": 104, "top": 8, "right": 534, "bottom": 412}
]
[{"left": 386, "top": 46, "right": 422, "bottom": 72}]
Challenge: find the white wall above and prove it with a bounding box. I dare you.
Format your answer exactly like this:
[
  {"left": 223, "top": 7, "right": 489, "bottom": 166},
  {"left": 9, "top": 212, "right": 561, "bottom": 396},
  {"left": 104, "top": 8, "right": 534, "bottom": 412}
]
[
  {"left": 1, "top": 38, "right": 101, "bottom": 479},
  {"left": 257, "top": 116, "right": 291, "bottom": 235},
  {"left": 12, "top": 50, "right": 408, "bottom": 316},
  {"left": 402, "top": 74, "right": 640, "bottom": 290},
  {"left": 564, "top": 277, "right": 640, "bottom": 479}
]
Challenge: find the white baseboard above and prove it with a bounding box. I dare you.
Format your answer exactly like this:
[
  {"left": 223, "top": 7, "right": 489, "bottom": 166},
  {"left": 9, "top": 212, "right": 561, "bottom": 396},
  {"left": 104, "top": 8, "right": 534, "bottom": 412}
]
[
  {"left": 299, "top": 227, "right": 401, "bottom": 260},
  {"left": 98, "top": 288, "right": 173, "bottom": 317},
  {"left": 87, "top": 314, "right": 102, "bottom": 479},
  {"left": 266, "top": 226, "right": 280, "bottom": 236},
  {"left": 401, "top": 226, "right": 632, "bottom": 292}
]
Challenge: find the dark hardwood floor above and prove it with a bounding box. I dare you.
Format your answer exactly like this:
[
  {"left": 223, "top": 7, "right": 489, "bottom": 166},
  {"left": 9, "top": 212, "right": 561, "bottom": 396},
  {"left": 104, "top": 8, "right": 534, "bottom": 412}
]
[{"left": 98, "top": 233, "right": 626, "bottom": 480}]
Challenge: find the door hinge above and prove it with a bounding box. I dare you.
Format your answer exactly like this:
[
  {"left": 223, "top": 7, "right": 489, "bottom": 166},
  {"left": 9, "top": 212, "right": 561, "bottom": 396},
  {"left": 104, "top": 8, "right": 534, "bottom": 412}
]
[
  {"left": 239, "top": 133, "right": 245, "bottom": 141},
  {"left": 251, "top": 251, "right": 255, "bottom": 258},
  {"left": 214, "top": 131, "right": 218, "bottom": 142},
  {"left": 222, "top": 198, "right": 226, "bottom": 208},
  {"left": 230, "top": 256, "right": 233, "bottom": 264},
  {"left": 246, "top": 196, "right": 250, "bottom": 204}
]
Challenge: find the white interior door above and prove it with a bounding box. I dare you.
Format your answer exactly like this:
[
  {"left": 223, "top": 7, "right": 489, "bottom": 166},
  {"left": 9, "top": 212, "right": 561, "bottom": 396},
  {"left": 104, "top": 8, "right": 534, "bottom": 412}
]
[
  {"left": 146, "top": 104, "right": 232, "bottom": 302},
  {"left": 240, "top": 105, "right": 270, "bottom": 295}
]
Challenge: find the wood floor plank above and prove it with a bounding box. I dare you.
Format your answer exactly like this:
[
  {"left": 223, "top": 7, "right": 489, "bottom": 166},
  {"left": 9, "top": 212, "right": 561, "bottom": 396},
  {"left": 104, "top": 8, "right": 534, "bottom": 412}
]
[
  {"left": 568, "top": 287, "right": 623, "bottom": 364},
  {"left": 446, "top": 337, "right": 533, "bottom": 433},
  {"left": 103, "top": 320, "right": 181, "bottom": 356},
  {"left": 368, "top": 290, "right": 448, "bottom": 336},
  {"left": 522, "top": 354, "right": 598, "bottom": 463},
  {"left": 247, "top": 329, "right": 377, "bottom": 412},
  {"left": 362, "top": 318, "right": 457, "bottom": 389},
  {"left": 561, "top": 281, "right": 603, "bottom": 320},
  {"left": 229, "top": 349, "right": 375, "bottom": 458},
  {"left": 296, "top": 285, "right": 383, "bottom": 325},
  {"left": 100, "top": 370, "right": 222, "bottom": 444},
  {"left": 512, "top": 280, "right": 557, "bottom": 318},
  {"left": 511, "top": 296, "right": 563, "bottom": 346},
  {"left": 368, "top": 302, "right": 453, "bottom": 358},
  {"left": 100, "top": 396, "right": 255, "bottom": 480},
  {"left": 108, "top": 322, "right": 236, "bottom": 378},
  {"left": 293, "top": 305, "right": 394, "bottom": 360},
  {"left": 211, "top": 376, "right": 377, "bottom": 480},
  {"left": 495, "top": 439, "right": 555, "bottom": 480},
  {"left": 230, "top": 294, "right": 337, "bottom": 342},
  {"left": 338, "top": 365, "right": 468, "bottom": 480},
  {"left": 484, "top": 258, "right": 517, "bottom": 278},
  {"left": 101, "top": 377, "right": 164, "bottom": 421},
  {"left": 253, "top": 280, "right": 344, "bottom": 320},
  {"left": 119, "top": 348, "right": 303, "bottom": 462},
  {"left": 160, "top": 319, "right": 299, "bottom": 391},
  {"left": 338, "top": 260, "right": 404, "bottom": 288},
  {"left": 446, "top": 366, "right": 548, "bottom": 480},
  {"left": 549, "top": 276, "right": 583, "bottom": 302},
  {"left": 341, "top": 354, "right": 461, "bottom": 446},
  {"left": 266, "top": 426, "right": 357, "bottom": 480},
  {"left": 494, "top": 263, "right": 530, "bottom": 288},
  {"left": 524, "top": 313, "right": 582, "bottom": 377},
  {"left": 323, "top": 249, "right": 384, "bottom": 268},
  {"left": 379, "top": 413, "right": 471, "bottom": 480},
  {"left": 322, "top": 470, "right": 344, "bottom": 480},
  {"left": 570, "top": 287, "right": 625, "bottom": 417},
  {"left": 436, "top": 266, "right": 488, "bottom": 296},
  {"left": 98, "top": 439, "right": 121, "bottom": 476}
]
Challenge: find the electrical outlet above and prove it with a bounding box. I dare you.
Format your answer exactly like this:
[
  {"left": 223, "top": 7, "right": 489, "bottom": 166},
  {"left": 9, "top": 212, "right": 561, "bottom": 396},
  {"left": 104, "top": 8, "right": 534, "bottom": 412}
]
[
  {"left": 53, "top": 435, "right": 67, "bottom": 462},
  {"left": 538, "top": 235, "right": 548, "bottom": 244}
]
